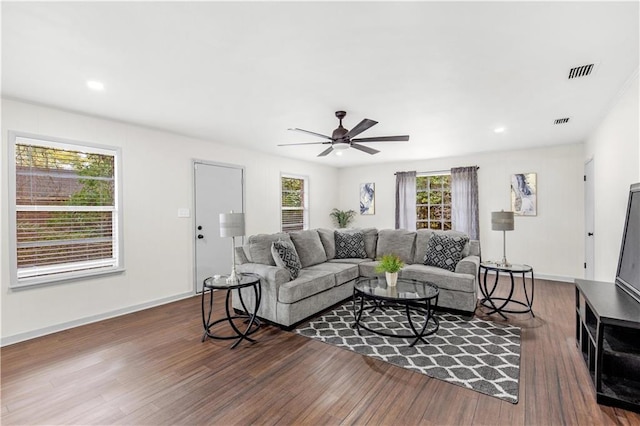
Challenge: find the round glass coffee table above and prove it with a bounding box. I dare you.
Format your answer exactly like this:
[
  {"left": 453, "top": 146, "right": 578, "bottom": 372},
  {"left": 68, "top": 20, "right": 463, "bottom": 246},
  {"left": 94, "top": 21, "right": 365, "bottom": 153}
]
[{"left": 353, "top": 277, "right": 439, "bottom": 347}]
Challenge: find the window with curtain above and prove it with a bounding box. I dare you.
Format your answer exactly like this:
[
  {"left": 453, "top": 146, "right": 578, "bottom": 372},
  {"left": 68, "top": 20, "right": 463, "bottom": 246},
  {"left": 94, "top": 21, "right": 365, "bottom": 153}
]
[
  {"left": 281, "top": 174, "right": 308, "bottom": 232},
  {"left": 416, "top": 174, "right": 452, "bottom": 230},
  {"left": 9, "top": 132, "right": 123, "bottom": 288}
]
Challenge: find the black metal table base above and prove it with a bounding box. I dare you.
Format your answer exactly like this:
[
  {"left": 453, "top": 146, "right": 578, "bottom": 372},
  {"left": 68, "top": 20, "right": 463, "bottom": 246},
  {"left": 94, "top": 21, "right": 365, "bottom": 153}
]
[
  {"left": 479, "top": 267, "right": 535, "bottom": 319},
  {"left": 352, "top": 293, "right": 440, "bottom": 347},
  {"left": 201, "top": 277, "right": 261, "bottom": 349}
]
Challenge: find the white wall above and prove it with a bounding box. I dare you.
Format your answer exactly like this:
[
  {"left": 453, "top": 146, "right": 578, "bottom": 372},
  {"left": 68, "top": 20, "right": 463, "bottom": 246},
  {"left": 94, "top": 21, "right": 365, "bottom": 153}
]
[
  {"left": 585, "top": 72, "right": 640, "bottom": 282},
  {"left": 0, "top": 98, "right": 339, "bottom": 344},
  {"left": 337, "top": 144, "right": 585, "bottom": 281}
]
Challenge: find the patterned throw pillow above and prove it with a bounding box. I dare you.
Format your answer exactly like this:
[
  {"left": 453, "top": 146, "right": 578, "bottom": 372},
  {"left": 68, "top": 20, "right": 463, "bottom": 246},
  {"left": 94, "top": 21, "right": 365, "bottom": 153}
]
[
  {"left": 271, "top": 240, "right": 302, "bottom": 280},
  {"left": 423, "top": 233, "right": 470, "bottom": 272},
  {"left": 334, "top": 230, "right": 367, "bottom": 259}
]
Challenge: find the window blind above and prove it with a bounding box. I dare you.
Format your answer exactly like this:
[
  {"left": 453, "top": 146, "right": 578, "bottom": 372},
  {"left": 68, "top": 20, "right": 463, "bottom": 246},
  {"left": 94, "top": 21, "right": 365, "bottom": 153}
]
[{"left": 12, "top": 136, "right": 121, "bottom": 284}]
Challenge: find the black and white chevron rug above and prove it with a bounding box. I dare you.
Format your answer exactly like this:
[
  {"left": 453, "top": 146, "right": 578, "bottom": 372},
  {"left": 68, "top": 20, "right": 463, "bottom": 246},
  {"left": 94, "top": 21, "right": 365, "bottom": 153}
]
[{"left": 295, "top": 300, "right": 521, "bottom": 403}]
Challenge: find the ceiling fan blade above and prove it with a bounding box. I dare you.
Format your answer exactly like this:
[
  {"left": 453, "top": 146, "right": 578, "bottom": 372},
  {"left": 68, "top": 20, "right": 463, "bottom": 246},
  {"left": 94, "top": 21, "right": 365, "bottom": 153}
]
[
  {"left": 288, "top": 128, "right": 333, "bottom": 141},
  {"left": 351, "top": 135, "right": 410, "bottom": 143},
  {"left": 318, "top": 146, "right": 334, "bottom": 157},
  {"left": 345, "top": 119, "right": 378, "bottom": 139},
  {"left": 277, "top": 141, "right": 332, "bottom": 146},
  {"left": 350, "top": 143, "right": 380, "bottom": 155}
]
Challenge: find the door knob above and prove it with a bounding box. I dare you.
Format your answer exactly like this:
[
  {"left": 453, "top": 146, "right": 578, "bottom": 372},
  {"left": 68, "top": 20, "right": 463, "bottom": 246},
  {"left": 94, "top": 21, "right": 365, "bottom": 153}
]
[
  {"left": 588, "top": 232, "right": 594, "bottom": 236},
  {"left": 197, "top": 234, "right": 204, "bottom": 239}
]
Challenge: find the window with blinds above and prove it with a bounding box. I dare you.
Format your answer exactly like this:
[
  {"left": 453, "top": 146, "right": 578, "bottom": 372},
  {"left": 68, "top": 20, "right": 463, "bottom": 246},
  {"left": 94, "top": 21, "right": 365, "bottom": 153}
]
[
  {"left": 9, "top": 133, "right": 123, "bottom": 287},
  {"left": 281, "top": 175, "right": 308, "bottom": 232}
]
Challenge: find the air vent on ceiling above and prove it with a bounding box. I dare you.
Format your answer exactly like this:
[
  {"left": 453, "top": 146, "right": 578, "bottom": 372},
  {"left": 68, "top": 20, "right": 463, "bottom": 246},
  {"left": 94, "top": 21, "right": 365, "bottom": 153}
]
[
  {"left": 568, "top": 64, "right": 595, "bottom": 79},
  {"left": 554, "top": 117, "right": 570, "bottom": 125}
]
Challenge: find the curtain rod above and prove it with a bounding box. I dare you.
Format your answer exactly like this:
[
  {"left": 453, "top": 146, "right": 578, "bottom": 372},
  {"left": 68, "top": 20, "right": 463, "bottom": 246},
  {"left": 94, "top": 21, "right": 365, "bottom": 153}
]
[{"left": 394, "top": 166, "right": 479, "bottom": 175}]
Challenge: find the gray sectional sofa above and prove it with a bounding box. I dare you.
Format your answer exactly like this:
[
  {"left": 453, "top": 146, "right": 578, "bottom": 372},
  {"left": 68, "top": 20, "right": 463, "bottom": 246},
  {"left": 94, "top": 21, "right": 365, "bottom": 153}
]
[{"left": 232, "top": 228, "right": 481, "bottom": 328}]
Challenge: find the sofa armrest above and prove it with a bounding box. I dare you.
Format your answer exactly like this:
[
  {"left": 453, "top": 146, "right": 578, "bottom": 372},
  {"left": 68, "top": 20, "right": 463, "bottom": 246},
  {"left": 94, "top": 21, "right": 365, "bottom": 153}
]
[
  {"left": 455, "top": 255, "right": 480, "bottom": 276},
  {"left": 237, "top": 263, "right": 290, "bottom": 290}
]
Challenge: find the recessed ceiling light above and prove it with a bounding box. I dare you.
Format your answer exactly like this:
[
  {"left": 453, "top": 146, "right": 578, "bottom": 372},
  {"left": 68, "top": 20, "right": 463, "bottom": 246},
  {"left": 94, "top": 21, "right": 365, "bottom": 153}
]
[
  {"left": 494, "top": 127, "right": 505, "bottom": 133},
  {"left": 86, "top": 80, "right": 105, "bottom": 91}
]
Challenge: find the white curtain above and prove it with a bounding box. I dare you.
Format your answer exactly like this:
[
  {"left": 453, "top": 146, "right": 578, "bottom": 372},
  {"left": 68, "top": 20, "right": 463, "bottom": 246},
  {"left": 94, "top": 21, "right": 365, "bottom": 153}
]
[
  {"left": 395, "top": 171, "right": 417, "bottom": 231},
  {"left": 451, "top": 166, "right": 479, "bottom": 240}
]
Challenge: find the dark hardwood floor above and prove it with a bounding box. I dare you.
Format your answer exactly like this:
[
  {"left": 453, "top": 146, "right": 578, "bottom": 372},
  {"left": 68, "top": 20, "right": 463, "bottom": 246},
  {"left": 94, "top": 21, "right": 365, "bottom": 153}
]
[{"left": 2, "top": 276, "right": 639, "bottom": 425}]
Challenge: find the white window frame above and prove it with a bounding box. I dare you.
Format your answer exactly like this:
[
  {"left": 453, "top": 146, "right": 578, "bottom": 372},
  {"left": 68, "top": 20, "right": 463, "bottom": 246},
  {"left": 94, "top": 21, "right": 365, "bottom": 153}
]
[
  {"left": 8, "top": 131, "right": 124, "bottom": 288},
  {"left": 416, "top": 172, "right": 452, "bottom": 231},
  {"left": 280, "top": 173, "right": 309, "bottom": 232}
]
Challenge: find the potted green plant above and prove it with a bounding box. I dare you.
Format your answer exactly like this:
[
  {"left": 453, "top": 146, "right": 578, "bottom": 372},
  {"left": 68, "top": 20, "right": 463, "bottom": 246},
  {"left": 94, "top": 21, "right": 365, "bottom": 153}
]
[
  {"left": 330, "top": 208, "right": 356, "bottom": 228},
  {"left": 375, "top": 254, "right": 405, "bottom": 286}
]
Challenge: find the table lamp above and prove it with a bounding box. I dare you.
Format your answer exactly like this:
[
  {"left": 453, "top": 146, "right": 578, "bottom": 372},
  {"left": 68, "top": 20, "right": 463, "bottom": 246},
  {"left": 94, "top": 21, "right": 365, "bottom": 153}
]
[
  {"left": 219, "top": 211, "right": 245, "bottom": 284},
  {"left": 491, "top": 210, "right": 514, "bottom": 267}
]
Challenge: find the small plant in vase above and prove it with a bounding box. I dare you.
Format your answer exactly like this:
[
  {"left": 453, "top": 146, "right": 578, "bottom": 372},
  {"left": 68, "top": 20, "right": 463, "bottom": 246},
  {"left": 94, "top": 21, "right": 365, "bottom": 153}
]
[
  {"left": 375, "top": 254, "right": 405, "bottom": 286},
  {"left": 330, "top": 208, "right": 356, "bottom": 228}
]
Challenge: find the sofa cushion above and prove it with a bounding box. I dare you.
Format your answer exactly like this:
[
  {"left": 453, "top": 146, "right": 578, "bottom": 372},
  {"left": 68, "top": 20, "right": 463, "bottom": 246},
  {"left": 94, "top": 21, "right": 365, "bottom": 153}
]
[
  {"left": 413, "top": 229, "right": 434, "bottom": 264},
  {"left": 335, "top": 230, "right": 367, "bottom": 259},
  {"left": 468, "top": 240, "right": 481, "bottom": 257},
  {"left": 358, "top": 260, "right": 383, "bottom": 278},
  {"left": 328, "top": 258, "right": 370, "bottom": 265},
  {"left": 362, "top": 227, "right": 378, "bottom": 259},
  {"left": 278, "top": 269, "right": 336, "bottom": 304},
  {"left": 376, "top": 229, "right": 416, "bottom": 264},
  {"left": 271, "top": 240, "right": 302, "bottom": 279},
  {"left": 423, "top": 233, "right": 469, "bottom": 272},
  {"left": 305, "top": 262, "right": 359, "bottom": 286},
  {"left": 235, "top": 246, "right": 250, "bottom": 265},
  {"left": 289, "top": 230, "right": 327, "bottom": 268},
  {"left": 317, "top": 228, "right": 336, "bottom": 259},
  {"left": 247, "top": 233, "right": 292, "bottom": 266},
  {"left": 400, "top": 264, "right": 476, "bottom": 293}
]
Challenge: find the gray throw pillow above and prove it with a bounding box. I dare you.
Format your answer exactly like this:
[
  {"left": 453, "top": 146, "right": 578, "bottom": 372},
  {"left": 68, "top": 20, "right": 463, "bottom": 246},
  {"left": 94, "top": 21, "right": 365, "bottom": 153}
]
[
  {"left": 271, "top": 240, "right": 301, "bottom": 280},
  {"left": 423, "top": 233, "right": 469, "bottom": 272},
  {"left": 334, "top": 230, "right": 367, "bottom": 259}
]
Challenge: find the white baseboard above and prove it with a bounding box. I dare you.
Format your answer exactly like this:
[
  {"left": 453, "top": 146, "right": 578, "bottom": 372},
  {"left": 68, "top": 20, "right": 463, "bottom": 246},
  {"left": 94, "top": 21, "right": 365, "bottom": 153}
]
[
  {"left": 484, "top": 270, "right": 576, "bottom": 283},
  {"left": 534, "top": 273, "right": 577, "bottom": 283},
  {"left": 1, "top": 291, "right": 195, "bottom": 347}
]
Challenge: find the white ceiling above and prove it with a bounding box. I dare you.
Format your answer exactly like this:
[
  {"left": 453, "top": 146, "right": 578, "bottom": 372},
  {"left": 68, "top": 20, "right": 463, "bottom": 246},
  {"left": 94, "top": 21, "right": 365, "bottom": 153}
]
[{"left": 2, "top": 1, "right": 638, "bottom": 168}]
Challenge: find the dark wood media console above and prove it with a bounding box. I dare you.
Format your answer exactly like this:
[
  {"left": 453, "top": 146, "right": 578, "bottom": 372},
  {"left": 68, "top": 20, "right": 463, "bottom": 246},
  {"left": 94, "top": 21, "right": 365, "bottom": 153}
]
[{"left": 574, "top": 279, "right": 640, "bottom": 413}]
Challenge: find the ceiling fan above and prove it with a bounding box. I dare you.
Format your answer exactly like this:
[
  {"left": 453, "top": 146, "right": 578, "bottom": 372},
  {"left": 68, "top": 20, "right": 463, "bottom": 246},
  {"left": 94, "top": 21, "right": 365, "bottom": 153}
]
[{"left": 278, "top": 111, "right": 410, "bottom": 157}]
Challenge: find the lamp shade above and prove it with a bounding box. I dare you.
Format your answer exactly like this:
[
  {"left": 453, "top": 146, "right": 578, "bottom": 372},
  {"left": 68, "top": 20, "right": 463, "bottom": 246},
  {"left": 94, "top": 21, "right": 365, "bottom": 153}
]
[
  {"left": 491, "top": 211, "right": 514, "bottom": 231},
  {"left": 219, "top": 212, "right": 245, "bottom": 237}
]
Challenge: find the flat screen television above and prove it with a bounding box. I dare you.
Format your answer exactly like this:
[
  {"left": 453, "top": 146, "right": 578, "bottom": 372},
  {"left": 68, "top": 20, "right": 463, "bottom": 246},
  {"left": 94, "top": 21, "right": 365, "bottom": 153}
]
[{"left": 615, "top": 182, "right": 640, "bottom": 303}]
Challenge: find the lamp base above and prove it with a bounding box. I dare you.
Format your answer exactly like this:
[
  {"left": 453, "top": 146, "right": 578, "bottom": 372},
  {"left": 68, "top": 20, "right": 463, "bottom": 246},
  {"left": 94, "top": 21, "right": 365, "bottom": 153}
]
[
  {"left": 497, "top": 258, "right": 511, "bottom": 268},
  {"left": 226, "top": 268, "right": 240, "bottom": 284},
  {"left": 226, "top": 235, "right": 240, "bottom": 284}
]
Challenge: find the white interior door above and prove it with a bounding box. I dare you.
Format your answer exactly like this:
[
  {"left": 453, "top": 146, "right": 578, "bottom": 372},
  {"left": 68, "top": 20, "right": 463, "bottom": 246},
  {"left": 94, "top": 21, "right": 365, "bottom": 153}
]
[
  {"left": 584, "top": 159, "right": 595, "bottom": 279},
  {"left": 194, "top": 161, "right": 244, "bottom": 292}
]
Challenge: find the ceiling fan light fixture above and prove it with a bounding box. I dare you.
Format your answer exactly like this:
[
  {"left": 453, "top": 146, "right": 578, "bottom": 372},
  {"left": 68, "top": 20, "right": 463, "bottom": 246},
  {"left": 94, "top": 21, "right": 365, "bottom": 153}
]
[
  {"left": 335, "top": 151, "right": 343, "bottom": 156},
  {"left": 279, "top": 111, "right": 409, "bottom": 157}
]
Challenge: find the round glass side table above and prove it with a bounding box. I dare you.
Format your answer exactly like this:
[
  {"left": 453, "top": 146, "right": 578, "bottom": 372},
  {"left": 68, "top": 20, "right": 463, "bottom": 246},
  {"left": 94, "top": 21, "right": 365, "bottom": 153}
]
[
  {"left": 201, "top": 273, "right": 261, "bottom": 349},
  {"left": 479, "top": 262, "right": 535, "bottom": 319}
]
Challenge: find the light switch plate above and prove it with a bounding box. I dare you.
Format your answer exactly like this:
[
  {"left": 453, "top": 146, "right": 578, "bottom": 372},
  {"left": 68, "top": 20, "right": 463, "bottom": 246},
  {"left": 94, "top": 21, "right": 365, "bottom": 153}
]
[{"left": 178, "top": 208, "right": 190, "bottom": 218}]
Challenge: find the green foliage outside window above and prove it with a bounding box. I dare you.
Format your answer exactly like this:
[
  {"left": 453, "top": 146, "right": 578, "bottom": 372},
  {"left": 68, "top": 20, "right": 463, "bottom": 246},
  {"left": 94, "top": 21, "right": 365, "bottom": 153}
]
[
  {"left": 281, "top": 176, "right": 306, "bottom": 232},
  {"left": 281, "top": 177, "right": 303, "bottom": 208},
  {"left": 416, "top": 174, "right": 452, "bottom": 230}
]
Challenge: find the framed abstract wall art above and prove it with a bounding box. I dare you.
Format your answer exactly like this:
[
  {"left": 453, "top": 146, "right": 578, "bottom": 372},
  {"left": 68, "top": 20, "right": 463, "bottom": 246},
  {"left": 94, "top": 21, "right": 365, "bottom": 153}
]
[
  {"left": 511, "top": 173, "right": 537, "bottom": 216},
  {"left": 360, "top": 183, "right": 375, "bottom": 215}
]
